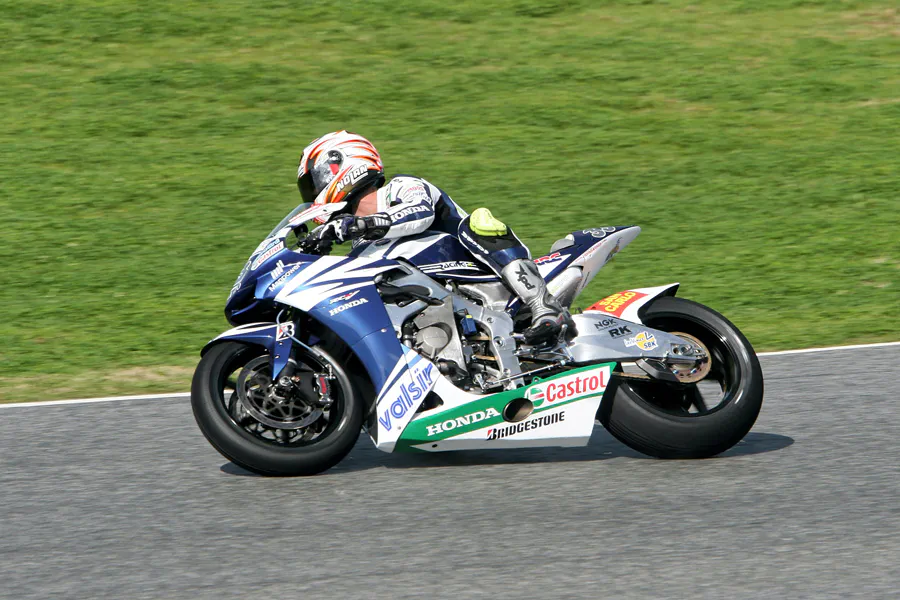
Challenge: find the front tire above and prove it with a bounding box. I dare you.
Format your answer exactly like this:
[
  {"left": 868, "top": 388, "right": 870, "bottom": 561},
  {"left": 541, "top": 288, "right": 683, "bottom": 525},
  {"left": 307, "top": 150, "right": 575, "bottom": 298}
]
[
  {"left": 597, "top": 297, "right": 764, "bottom": 458},
  {"left": 191, "top": 342, "right": 363, "bottom": 476}
]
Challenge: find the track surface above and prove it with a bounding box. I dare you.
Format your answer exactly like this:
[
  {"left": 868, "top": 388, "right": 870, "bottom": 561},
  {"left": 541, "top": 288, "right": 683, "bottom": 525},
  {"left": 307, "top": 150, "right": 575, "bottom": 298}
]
[{"left": 2, "top": 347, "right": 898, "bottom": 599}]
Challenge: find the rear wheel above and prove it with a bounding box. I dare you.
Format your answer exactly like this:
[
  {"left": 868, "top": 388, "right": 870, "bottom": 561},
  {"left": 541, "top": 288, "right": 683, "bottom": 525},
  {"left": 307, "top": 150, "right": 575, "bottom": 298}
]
[
  {"left": 597, "top": 297, "right": 763, "bottom": 458},
  {"left": 191, "top": 342, "right": 362, "bottom": 475}
]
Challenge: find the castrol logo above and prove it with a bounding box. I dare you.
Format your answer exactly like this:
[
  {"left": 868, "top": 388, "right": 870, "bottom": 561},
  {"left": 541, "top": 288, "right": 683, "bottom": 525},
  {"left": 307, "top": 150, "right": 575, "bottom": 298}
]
[{"left": 526, "top": 367, "right": 609, "bottom": 406}]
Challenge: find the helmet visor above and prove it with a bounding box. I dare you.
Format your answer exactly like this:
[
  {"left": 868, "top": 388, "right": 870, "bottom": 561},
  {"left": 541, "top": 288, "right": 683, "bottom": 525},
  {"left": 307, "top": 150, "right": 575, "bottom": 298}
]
[
  {"left": 297, "top": 172, "right": 318, "bottom": 203},
  {"left": 298, "top": 150, "right": 343, "bottom": 204}
]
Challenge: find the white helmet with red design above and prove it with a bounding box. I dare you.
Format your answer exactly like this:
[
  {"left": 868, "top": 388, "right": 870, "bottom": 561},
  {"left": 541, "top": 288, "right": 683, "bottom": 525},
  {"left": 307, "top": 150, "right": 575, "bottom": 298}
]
[{"left": 297, "top": 131, "right": 384, "bottom": 212}]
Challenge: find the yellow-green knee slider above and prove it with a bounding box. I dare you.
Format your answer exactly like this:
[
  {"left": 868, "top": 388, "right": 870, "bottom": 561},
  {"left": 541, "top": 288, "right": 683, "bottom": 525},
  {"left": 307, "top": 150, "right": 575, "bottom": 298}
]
[{"left": 470, "top": 208, "right": 508, "bottom": 236}]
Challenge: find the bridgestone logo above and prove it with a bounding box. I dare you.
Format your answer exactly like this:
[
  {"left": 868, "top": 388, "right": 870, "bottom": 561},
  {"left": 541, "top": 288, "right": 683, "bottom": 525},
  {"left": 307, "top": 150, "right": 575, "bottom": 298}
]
[
  {"left": 426, "top": 408, "right": 500, "bottom": 437},
  {"left": 486, "top": 411, "right": 565, "bottom": 440}
]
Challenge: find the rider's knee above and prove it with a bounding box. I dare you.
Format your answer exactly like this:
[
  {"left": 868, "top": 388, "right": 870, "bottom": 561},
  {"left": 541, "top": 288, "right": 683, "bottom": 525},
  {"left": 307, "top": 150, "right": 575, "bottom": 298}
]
[
  {"left": 458, "top": 209, "right": 528, "bottom": 270},
  {"left": 469, "top": 208, "right": 508, "bottom": 237}
]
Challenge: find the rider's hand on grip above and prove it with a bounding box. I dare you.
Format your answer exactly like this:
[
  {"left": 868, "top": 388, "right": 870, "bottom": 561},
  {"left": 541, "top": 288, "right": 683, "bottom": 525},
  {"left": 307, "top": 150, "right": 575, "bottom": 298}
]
[
  {"left": 299, "top": 224, "right": 333, "bottom": 255},
  {"left": 300, "top": 214, "right": 390, "bottom": 254}
]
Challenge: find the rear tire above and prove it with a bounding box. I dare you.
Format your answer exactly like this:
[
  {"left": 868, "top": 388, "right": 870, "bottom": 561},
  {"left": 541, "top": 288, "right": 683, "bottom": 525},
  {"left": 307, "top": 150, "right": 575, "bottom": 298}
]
[
  {"left": 597, "top": 297, "right": 764, "bottom": 458},
  {"left": 191, "top": 342, "right": 362, "bottom": 476}
]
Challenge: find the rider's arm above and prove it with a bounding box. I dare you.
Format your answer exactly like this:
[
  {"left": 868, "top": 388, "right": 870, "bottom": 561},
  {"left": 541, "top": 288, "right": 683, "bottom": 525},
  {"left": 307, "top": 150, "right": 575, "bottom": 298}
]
[
  {"left": 372, "top": 178, "right": 437, "bottom": 240},
  {"left": 309, "top": 177, "right": 439, "bottom": 248}
]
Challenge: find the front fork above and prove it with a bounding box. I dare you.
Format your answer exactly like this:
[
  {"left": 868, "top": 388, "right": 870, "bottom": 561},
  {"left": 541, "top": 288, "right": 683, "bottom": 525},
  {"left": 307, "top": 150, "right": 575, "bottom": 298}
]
[
  {"left": 271, "top": 321, "right": 295, "bottom": 382},
  {"left": 202, "top": 320, "right": 297, "bottom": 381}
]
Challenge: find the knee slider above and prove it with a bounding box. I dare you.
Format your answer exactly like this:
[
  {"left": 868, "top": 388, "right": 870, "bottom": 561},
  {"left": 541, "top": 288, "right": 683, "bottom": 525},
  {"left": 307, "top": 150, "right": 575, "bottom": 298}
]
[{"left": 470, "top": 208, "right": 508, "bottom": 237}]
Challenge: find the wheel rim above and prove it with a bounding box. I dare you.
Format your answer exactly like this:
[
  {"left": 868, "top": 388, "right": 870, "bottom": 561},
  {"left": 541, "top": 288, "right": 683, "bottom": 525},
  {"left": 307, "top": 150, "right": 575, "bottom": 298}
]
[
  {"left": 220, "top": 348, "right": 344, "bottom": 447},
  {"left": 619, "top": 315, "right": 741, "bottom": 417},
  {"left": 666, "top": 332, "right": 712, "bottom": 384}
]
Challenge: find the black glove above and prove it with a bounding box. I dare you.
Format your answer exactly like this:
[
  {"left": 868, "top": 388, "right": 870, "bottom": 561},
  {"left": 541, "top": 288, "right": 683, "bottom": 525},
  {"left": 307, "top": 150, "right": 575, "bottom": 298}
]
[
  {"left": 359, "top": 214, "right": 391, "bottom": 240},
  {"left": 298, "top": 221, "right": 340, "bottom": 254},
  {"left": 302, "top": 214, "right": 392, "bottom": 253}
]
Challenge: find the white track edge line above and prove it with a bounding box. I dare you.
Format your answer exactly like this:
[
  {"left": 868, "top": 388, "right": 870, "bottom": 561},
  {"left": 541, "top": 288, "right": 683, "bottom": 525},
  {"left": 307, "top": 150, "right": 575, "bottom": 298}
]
[
  {"left": 1, "top": 341, "right": 898, "bottom": 408},
  {"left": 0, "top": 392, "right": 191, "bottom": 409},
  {"left": 756, "top": 341, "right": 900, "bottom": 356}
]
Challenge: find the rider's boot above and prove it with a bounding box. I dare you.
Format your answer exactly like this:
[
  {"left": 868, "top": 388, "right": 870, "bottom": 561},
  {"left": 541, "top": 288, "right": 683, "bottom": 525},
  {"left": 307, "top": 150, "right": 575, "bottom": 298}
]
[{"left": 501, "top": 258, "right": 576, "bottom": 345}]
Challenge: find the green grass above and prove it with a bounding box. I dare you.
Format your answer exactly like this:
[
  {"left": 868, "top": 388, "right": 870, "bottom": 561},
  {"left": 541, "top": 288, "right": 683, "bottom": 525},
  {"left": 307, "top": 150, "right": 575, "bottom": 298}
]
[{"left": 1, "top": 0, "right": 898, "bottom": 401}]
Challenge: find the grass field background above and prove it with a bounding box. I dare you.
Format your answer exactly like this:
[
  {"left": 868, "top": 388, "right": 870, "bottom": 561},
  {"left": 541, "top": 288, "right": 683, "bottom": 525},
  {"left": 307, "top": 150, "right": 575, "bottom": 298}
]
[{"left": 1, "top": 0, "right": 898, "bottom": 401}]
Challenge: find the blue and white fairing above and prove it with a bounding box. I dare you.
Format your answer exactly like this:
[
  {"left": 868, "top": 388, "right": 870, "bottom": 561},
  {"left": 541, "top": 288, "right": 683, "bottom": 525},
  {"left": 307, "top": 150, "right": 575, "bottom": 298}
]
[
  {"left": 350, "top": 226, "right": 641, "bottom": 300},
  {"left": 350, "top": 232, "right": 499, "bottom": 282},
  {"left": 368, "top": 346, "right": 439, "bottom": 452},
  {"left": 212, "top": 203, "right": 397, "bottom": 387},
  {"left": 224, "top": 202, "right": 325, "bottom": 323},
  {"left": 270, "top": 254, "right": 407, "bottom": 392},
  {"left": 214, "top": 255, "right": 441, "bottom": 449}
]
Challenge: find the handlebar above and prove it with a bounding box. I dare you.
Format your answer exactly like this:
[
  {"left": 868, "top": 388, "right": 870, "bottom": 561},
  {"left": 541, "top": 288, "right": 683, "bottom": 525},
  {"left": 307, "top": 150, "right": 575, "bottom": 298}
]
[
  {"left": 296, "top": 217, "right": 364, "bottom": 255},
  {"left": 297, "top": 232, "right": 326, "bottom": 255}
]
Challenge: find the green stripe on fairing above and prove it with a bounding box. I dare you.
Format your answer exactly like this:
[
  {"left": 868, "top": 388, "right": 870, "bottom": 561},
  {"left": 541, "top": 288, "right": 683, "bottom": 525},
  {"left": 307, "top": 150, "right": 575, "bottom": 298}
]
[{"left": 394, "top": 363, "right": 615, "bottom": 452}]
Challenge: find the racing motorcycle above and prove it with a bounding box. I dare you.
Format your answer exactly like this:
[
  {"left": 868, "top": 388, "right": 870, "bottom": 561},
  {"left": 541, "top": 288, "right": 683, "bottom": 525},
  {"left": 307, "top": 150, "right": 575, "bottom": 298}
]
[{"left": 191, "top": 201, "right": 764, "bottom": 475}]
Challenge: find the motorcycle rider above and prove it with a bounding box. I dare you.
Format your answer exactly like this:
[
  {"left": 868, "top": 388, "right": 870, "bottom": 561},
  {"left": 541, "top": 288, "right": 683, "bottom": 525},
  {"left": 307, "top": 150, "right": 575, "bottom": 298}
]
[{"left": 297, "top": 130, "right": 574, "bottom": 345}]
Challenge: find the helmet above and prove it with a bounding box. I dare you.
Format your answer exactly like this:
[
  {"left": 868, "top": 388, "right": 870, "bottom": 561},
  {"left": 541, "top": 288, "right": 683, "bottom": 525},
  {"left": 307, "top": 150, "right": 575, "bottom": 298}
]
[{"left": 297, "top": 131, "right": 384, "bottom": 211}]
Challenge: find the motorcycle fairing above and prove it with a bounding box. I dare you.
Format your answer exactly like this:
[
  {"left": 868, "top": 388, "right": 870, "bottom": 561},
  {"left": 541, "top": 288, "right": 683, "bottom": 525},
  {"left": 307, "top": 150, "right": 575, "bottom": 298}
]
[
  {"left": 200, "top": 322, "right": 295, "bottom": 379},
  {"left": 352, "top": 231, "right": 499, "bottom": 282},
  {"left": 269, "top": 254, "right": 411, "bottom": 392},
  {"left": 227, "top": 248, "right": 315, "bottom": 324},
  {"left": 505, "top": 226, "right": 642, "bottom": 313},
  {"left": 393, "top": 363, "right": 614, "bottom": 453},
  {"left": 371, "top": 346, "right": 440, "bottom": 452},
  {"left": 272, "top": 256, "right": 396, "bottom": 340},
  {"left": 224, "top": 250, "right": 413, "bottom": 390},
  {"left": 225, "top": 202, "right": 347, "bottom": 323},
  {"left": 583, "top": 283, "right": 680, "bottom": 323}
]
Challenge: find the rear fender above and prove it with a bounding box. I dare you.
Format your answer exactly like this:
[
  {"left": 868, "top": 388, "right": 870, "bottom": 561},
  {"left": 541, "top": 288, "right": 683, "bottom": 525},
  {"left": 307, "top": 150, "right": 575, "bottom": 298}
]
[
  {"left": 583, "top": 283, "right": 680, "bottom": 324},
  {"left": 201, "top": 322, "right": 294, "bottom": 380},
  {"left": 570, "top": 226, "right": 642, "bottom": 295}
]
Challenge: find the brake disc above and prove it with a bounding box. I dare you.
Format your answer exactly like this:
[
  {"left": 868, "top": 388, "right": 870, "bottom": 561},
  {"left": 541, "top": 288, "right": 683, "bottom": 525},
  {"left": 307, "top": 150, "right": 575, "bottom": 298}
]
[{"left": 236, "top": 356, "right": 323, "bottom": 430}]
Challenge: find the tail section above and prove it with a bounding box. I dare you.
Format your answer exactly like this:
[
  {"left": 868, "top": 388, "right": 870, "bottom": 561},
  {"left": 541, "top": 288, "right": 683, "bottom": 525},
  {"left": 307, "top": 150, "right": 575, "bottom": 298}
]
[{"left": 531, "top": 226, "right": 642, "bottom": 307}]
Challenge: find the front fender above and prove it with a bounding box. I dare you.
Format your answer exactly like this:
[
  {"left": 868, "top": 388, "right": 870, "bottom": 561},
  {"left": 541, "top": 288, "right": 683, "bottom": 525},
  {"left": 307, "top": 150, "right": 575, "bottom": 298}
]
[
  {"left": 584, "top": 283, "right": 679, "bottom": 324},
  {"left": 201, "top": 322, "right": 294, "bottom": 379}
]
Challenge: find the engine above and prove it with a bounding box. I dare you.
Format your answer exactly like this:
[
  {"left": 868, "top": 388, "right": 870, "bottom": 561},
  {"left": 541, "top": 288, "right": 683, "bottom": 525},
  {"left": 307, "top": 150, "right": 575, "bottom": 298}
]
[
  {"left": 401, "top": 297, "right": 509, "bottom": 392},
  {"left": 378, "top": 271, "right": 519, "bottom": 393}
]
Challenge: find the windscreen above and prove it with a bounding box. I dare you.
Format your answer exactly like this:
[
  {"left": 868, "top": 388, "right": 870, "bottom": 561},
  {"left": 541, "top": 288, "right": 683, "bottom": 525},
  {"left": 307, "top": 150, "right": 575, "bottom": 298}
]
[{"left": 267, "top": 202, "right": 313, "bottom": 238}]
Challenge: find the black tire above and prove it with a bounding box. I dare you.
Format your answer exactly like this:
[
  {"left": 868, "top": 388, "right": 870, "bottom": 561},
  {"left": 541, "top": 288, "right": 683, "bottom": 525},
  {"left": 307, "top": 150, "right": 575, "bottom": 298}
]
[
  {"left": 191, "top": 342, "right": 363, "bottom": 476},
  {"left": 597, "top": 296, "right": 764, "bottom": 459}
]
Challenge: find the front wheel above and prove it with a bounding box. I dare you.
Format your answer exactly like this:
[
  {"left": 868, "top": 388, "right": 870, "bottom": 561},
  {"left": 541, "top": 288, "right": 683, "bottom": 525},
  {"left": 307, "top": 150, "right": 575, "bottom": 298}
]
[
  {"left": 597, "top": 296, "right": 764, "bottom": 458},
  {"left": 191, "top": 341, "right": 363, "bottom": 475}
]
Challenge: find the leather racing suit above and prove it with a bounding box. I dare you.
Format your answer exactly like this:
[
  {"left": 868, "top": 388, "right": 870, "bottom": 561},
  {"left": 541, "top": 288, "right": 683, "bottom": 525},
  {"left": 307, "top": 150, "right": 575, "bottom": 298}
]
[{"left": 347, "top": 174, "right": 573, "bottom": 344}]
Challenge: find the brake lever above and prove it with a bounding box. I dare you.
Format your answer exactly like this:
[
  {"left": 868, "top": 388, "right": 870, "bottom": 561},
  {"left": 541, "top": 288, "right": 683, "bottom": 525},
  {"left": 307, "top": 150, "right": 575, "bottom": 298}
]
[{"left": 297, "top": 236, "right": 324, "bottom": 255}]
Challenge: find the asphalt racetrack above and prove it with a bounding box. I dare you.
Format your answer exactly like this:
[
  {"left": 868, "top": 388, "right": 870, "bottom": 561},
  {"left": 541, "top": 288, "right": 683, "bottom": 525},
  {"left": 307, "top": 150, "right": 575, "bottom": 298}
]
[{"left": 2, "top": 345, "right": 898, "bottom": 599}]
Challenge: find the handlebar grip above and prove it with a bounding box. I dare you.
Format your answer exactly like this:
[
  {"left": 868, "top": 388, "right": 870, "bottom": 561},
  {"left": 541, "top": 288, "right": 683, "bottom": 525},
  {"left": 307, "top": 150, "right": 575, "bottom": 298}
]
[{"left": 298, "top": 235, "right": 319, "bottom": 253}]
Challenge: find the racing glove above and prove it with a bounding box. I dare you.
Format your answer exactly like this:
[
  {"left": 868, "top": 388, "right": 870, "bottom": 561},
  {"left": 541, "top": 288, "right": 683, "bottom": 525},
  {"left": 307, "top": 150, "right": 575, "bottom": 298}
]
[
  {"left": 305, "top": 214, "right": 392, "bottom": 253},
  {"left": 319, "top": 215, "right": 392, "bottom": 243}
]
